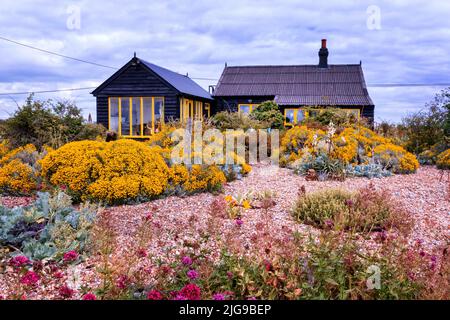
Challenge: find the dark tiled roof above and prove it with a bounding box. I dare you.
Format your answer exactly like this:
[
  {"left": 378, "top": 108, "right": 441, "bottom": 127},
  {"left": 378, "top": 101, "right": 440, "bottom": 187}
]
[
  {"left": 214, "top": 64, "right": 374, "bottom": 106},
  {"left": 140, "top": 59, "right": 213, "bottom": 100}
]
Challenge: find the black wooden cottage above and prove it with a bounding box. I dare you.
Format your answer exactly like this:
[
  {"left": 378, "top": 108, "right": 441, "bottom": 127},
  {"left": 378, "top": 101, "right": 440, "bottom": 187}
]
[
  {"left": 92, "top": 55, "right": 213, "bottom": 137},
  {"left": 213, "top": 39, "right": 375, "bottom": 126}
]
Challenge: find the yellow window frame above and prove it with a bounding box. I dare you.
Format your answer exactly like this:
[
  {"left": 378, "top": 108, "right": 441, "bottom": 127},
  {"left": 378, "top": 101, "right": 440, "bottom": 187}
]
[
  {"left": 284, "top": 108, "right": 307, "bottom": 127},
  {"left": 238, "top": 104, "right": 258, "bottom": 114},
  {"left": 108, "top": 96, "right": 164, "bottom": 138}
]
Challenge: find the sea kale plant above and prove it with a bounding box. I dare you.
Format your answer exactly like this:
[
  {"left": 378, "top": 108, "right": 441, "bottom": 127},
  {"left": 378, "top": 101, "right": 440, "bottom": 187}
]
[{"left": 0, "top": 191, "right": 96, "bottom": 261}]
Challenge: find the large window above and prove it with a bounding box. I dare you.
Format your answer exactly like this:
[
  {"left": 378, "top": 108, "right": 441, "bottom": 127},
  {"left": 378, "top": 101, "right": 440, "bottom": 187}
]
[
  {"left": 284, "top": 108, "right": 305, "bottom": 127},
  {"left": 238, "top": 104, "right": 258, "bottom": 115},
  {"left": 108, "top": 97, "right": 164, "bottom": 137}
]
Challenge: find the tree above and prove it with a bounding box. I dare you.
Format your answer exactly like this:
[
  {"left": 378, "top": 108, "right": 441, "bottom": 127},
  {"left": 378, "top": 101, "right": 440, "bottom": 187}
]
[
  {"left": 0, "top": 94, "right": 88, "bottom": 149},
  {"left": 402, "top": 87, "right": 450, "bottom": 154}
]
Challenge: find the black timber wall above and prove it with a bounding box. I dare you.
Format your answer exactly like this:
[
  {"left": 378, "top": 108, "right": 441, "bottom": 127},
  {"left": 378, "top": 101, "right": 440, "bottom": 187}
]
[{"left": 95, "top": 63, "right": 179, "bottom": 128}]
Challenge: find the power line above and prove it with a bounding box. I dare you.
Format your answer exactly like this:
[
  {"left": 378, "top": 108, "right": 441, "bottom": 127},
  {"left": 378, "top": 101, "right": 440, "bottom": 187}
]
[
  {"left": 0, "top": 35, "right": 216, "bottom": 81},
  {"left": 0, "top": 87, "right": 96, "bottom": 96},
  {"left": 0, "top": 36, "right": 117, "bottom": 70},
  {"left": 368, "top": 83, "right": 450, "bottom": 87}
]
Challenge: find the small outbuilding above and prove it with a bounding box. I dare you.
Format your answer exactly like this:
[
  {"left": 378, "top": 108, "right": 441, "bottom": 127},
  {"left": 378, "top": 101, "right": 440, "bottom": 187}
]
[{"left": 92, "top": 55, "right": 213, "bottom": 137}]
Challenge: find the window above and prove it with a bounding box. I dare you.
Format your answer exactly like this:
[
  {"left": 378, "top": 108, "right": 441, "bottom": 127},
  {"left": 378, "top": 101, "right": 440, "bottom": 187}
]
[
  {"left": 205, "top": 103, "right": 211, "bottom": 118},
  {"left": 284, "top": 108, "right": 305, "bottom": 127},
  {"left": 180, "top": 98, "right": 206, "bottom": 122},
  {"left": 109, "top": 98, "right": 119, "bottom": 133},
  {"left": 238, "top": 104, "right": 258, "bottom": 115},
  {"left": 108, "top": 97, "right": 164, "bottom": 137}
]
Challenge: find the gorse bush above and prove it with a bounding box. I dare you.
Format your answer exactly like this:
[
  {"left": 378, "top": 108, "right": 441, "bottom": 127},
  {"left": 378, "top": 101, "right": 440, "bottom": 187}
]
[
  {"left": 291, "top": 185, "right": 411, "bottom": 233},
  {"left": 436, "top": 149, "right": 450, "bottom": 169},
  {"left": 40, "top": 140, "right": 170, "bottom": 204},
  {"left": 0, "top": 144, "right": 50, "bottom": 195},
  {"left": 280, "top": 124, "right": 419, "bottom": 177}
]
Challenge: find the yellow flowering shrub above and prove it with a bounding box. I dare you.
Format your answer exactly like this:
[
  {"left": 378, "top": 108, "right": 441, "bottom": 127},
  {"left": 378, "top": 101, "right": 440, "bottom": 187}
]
[
  {"left": 0, "top": 159, "right": 36, "bottom": 194},
  {"left": 41, "top": 139, "right": 170, "bottom": 203},
  {"left": 280, "top": 126, "right": 315, "bottom": 167},
  {"left": 183, "top": 164, "right": 226, "bottom": 193},
  {"left": 0, "top": 140, "right": 9, "bottom": 158},
  {"left": 0, "top": 143, "right": 46, "bottom": 195},
  {"left": 436, "top": 149, "right": 450, "bottom": 170},
  {"left": 281, "top": 125, "right": 419, "bottom": 174},
  {"left": 373, "top": 143, "right": 419, "bottom": 173}
]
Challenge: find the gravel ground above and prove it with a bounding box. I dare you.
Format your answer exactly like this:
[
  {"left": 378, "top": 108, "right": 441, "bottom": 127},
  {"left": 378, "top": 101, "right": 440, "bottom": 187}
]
[{"left": 1, "top": 165, "right": 448, "bottom": 299}]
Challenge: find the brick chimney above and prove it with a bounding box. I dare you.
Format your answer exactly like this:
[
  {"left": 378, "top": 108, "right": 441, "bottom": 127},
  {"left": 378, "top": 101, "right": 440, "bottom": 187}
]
[{"left": 318, "top": 39, "right": 329, "bottom": 68}]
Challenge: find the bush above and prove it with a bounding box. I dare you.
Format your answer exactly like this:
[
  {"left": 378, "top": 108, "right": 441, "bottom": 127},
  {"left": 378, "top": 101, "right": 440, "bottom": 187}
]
[
  {"left": 436, "top": 149, "right": 450, "bottom": 170},
  {"left": 280, "top": 124, "right": 419, "bottom": 175},
  {"left": 303, "top": 107, "right": 360, "bottom": 127},
  {"left": 0, "top": 95, "right": 103, "bottom": 150},
  {"left": 346, "top": 163, "right": 392, "bottom": 178},
  {"left": 0, "top": 144, "right": 50, "bottom": 195},
  {"left": 249, "top": 101, "right": 284, "bottom": 129},
  {"left": 73, "top": 123, "right": 107, "bottom": 141},
  {"left": 0, "top": 191, "right": 96, "bottom": 261},
  {"left": 293, "top": 153, "right": 346, "bottom": 181},
  {"left": 291, "top": 186, "right": 411, "bottom": 233},
  {"left": 401, "top": 88, "right": 449, "bottom": 154},
  {"left": 211, "top": 111, "right": 265, "bottom": 131},
  {"left": 40, "top": 140, "right": 170, "bottom": 204},
  {"left": 373, "top": 143, "right": 419, "bottom": 173}
]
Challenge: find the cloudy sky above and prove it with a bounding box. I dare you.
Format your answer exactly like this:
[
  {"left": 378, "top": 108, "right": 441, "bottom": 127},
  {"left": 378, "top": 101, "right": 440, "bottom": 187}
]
[{"left": 0, "top": 0, "right": 449, "bottom": 122}]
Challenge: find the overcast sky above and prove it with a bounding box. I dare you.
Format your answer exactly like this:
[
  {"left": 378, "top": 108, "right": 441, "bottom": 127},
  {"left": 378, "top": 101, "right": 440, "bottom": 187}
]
[{"left": 0, "top": 0, "right": 449, "bottom": 123}]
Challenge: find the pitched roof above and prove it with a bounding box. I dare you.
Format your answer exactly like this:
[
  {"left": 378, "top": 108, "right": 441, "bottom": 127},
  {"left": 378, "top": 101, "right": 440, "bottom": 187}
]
[
  {"left": 140, "top": 59, "right": 212, "bottom": 100},
  {"left": 92, "top": 57, "right": 212, "bottom": 100},
  {"left": 213, "top": 64, "right": 374, "bottom": 106}
]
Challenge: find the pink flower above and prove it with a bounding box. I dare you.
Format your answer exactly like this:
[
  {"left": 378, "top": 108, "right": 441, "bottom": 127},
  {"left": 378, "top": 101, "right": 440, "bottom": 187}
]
[
  {"left": 20, "top": 271, "right": 40, "bottom": 286},
  {"left": 181, "top": 256, "right": 193, "bottom": 266},
  {"left": 213, "top": 293, "right": 225, "bottom": 300},
  {"left": 227, "top": 271, "right": 233, "bottom": 279},
  {"left": 59, "top": 285, "right": 75, "bottom": 299},
  {"left": 9, "top": 256, "right": 29, "bottom": 268},
  {"left": 116, "top": 274, "right": 130, "bottom": 290},
  {"left": 235, "top": 218, "right": 243, "bottom": 226},
  {"left": 147, "top": 290, "right": 163, "bottom": 300},
  {"left": 53, "top": 271, "right": 64, "bottom": 279},
  {"left": 137, "top": 248, "right": 148, "bottom": 258},
  {"left": 247, "top": 296, "right": 257, "bottom": 300},
  {"left": 187, "top": 269, "right": 199, "bottom": 280},
  {"left": 82, "top": 293, "right": 97, "bottom": 300},
  {"left": 63, "top": 250, "right": 78, "bottom": 263},
  {"left": 173, "top": 293, "right": 188, "bottom": 300},
  {"left": 179, "top": 283, "right": 201, "bottom": 300}
]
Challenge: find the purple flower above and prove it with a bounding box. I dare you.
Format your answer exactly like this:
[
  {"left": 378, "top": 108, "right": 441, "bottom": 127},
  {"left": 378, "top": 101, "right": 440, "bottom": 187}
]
[
  {"left": 187, "top": 269, "right": 199, "bottom": 280},
  {"left": 181, "top": 256, "right": 193, "bottom": 266},
  {"left": 235, "top": 218, "right": 243, "bottom": 226},
  {"left": 213, "top": 293, "right": 225, "bottom": 300},
  {"left": 227, "top": 271, "right": 233, "bottom": 279},
  {"left": 82, "top": 293, "right": 97, "bottom": 300}
]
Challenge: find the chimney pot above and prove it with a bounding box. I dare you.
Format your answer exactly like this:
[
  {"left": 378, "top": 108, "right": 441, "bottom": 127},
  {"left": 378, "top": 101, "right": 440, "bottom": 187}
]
[{"left": 318, "top": 39, "right": 329, "bottom": 68}]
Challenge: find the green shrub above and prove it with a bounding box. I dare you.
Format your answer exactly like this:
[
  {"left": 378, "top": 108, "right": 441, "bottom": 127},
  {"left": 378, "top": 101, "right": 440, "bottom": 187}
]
[
  {"left": 291, "top": 186, "right": 411, "bottom": 233},
  {"left": 249, "top": 101, "right": 284, "bottom": 129},
  {"left": 74, "top": 123, "right": 107, "bottom": 141},
  {"left": 211, "top": 111, "right": 266, "bottom": 131},
  {"left": 303, "top": 107, "right": 359, "bottom": 127}
]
